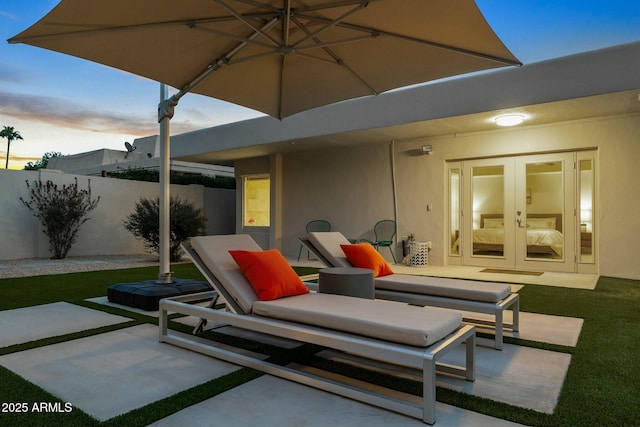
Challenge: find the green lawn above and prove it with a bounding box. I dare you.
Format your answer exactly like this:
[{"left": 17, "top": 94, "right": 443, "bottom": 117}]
[{"left": 0, "top": 265, "right": 639, "bottom": 426}]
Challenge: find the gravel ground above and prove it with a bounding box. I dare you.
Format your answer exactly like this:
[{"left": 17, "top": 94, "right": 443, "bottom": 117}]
[{"left": 0, "top": 255, "right": 163, "bottom": 279}]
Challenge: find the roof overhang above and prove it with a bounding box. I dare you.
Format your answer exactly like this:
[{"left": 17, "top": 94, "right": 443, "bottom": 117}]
[{"left": 172, "top": 42, "right": 640, "bottom": 165}]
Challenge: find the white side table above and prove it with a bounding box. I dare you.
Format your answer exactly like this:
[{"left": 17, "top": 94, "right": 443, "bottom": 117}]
[{"left": 318, "top": 267, "right": 374, "bottom": 299}]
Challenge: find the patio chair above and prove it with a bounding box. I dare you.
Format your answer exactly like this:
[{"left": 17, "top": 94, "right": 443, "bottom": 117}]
[
  {"left": 299, "top": 231, "right": 520, "bottom": 350},
  {"left": 297, "top": 220, "right": 331, "bottom": 261},
  {"left": 360, "top": 219, "right": 397, "bottom": 263},
  {"left": 160, "top": 234, "right": 476, "bottom": 425}
]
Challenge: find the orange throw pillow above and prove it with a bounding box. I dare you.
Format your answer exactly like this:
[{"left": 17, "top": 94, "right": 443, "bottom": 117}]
[
  {"left": 229, "top": 249, "right": 309, "bottom": 301},
  {"left": 340, "top": 243, "right": 394, "bottom": 277}
]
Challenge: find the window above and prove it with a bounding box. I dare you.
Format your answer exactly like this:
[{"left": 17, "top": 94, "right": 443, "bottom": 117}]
[{"left": 243, "top": 175, "right": 270, "bottom": 227}]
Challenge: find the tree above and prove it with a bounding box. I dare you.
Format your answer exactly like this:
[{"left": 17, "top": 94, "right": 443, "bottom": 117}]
[
  {"left": 20, "top": 178, "right": 101, "bottom": 259},
  {"left": 1, "top": 126, "right": 24, "bottom": 169},
  {"left": 123, "top": 197, "right": 207, "bottom": 262},
  {"left": 24, "top": 151, "right": 63, "bottom": 171}
]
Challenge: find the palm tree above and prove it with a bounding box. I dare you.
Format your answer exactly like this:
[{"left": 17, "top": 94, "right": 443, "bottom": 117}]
[{"left": 1, "top": 126, "right": 24, "bottom": 169}]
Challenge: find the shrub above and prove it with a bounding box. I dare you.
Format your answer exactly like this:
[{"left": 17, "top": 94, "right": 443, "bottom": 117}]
[
  {"left": 20, "top": 178, "right": 100, "bottom": 259},
  {"left": 123, "top": 196, "right": 207, "bottom": 262}
]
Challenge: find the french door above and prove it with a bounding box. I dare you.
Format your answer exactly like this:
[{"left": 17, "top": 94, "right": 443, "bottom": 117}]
[{"left": 448, "top": 152, "right": 595, "bottom": 273}]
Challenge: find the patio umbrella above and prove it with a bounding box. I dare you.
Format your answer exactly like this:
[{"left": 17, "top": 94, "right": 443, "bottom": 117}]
[{"left": 9, "top": 0, "right": 520, "bottom": 282}]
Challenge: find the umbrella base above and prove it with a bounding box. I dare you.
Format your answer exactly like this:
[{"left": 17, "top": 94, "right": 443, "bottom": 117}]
[{"left": 107, "top": 279, "right": 210, "bottom": 311}]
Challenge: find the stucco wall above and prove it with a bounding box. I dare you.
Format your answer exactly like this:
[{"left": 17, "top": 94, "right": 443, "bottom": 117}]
[
  {"left": 236, "top": 112, "right": 640, "bottom": 280},
  {"left": 0, "top": 169, "right": 235, "bottom": 260},
  {"left": 204, "top": 187, "right": 235, "bottom": 236},
  {"left": 282, "top": 143, "right": 396, "bottom": 257},
  {"left": 392, "top": 113, "right": 639, "bottom": 279}
]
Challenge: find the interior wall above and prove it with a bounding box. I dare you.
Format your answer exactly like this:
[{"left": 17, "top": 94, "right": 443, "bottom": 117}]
[
  {"left": 472, "top": 175, "right": 505, "bottom": 229},
  {"left": 527, "top": 172, "right": 563, "bottom": 214}
]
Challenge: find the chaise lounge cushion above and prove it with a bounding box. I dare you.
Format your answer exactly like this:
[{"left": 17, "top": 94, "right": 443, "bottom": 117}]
[
  {"left": 307, "top": 232, "right": 352, "bottom": 268},
  {"left": 253, "top": 293, "right": 462, "bottom": 347},
  {"left": 308, "top": 232, "right": 513, "bottom": 304},
  {"left": 229, "top": 249, "right": 309, "bottom": 301},
  {"left": 375, "top": 275, "right": 511, "bottom": 303},
  {"left": 191, "top": 234, "right": 262, "bottom": 314}
]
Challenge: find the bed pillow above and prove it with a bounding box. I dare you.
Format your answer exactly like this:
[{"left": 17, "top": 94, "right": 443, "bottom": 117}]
[
  {"left": 229, "top": 249, "right": 309, "bottom": 301},
  {"left": 527, "top": 218, "right": 556, "bottom": 229},
  {"left": 340, "top": 243, "right": 394, "bottom": 277}
]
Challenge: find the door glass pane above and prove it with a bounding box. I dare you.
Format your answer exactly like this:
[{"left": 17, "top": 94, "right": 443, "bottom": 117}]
[
  {"left": 472, "top": 166, "right": 504, "bottom": 256},
  {"left": 579, "top": 159, "right": 594, "bottom": 262},
  {"left": 525, "top": 162, "right": 563, "bottom": 260},
  {"left": 449, "top": 168, "right": 460, "bottom": 255}
]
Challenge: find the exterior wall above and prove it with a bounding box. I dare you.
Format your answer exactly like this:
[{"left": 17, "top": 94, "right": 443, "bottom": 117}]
[
  {"left": 236, "top": 112, "right": 640, "bottom": 280},
  {"left": 0, "top": 169, "right": 235, "bottom": 260},
  {"left": 204, "top": 187, "right": 236, "bottom": 236},
  {"left": 236, "top": 142, "right": 397, "bottom": 257},
  {"left": 391, "top": 113, "right": 640, "bottom": 280}
]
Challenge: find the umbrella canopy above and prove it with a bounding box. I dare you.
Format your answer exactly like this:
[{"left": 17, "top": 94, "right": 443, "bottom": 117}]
[
  {"left": 9, "top": 0, "right": 520, "bottom": 119},
  {"left": 9, "top": 0, "right": 519, "bottom": 282}
]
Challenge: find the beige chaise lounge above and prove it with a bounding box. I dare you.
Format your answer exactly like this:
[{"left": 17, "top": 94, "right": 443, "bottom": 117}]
[
  {"left": 300, "top": 232, "right": 519, "bottom": 350},
  {"left": 159, "top": 234, "right": 476, "bottom": 425}
]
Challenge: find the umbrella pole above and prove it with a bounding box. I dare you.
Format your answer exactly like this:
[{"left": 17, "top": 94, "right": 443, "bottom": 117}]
[{"left": 157, "top": 84, "right": 177, "bottom": 284}]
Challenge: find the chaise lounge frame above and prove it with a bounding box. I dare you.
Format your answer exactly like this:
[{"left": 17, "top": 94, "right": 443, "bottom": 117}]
[
  {"left": 158, "top": 239, "right": 476, "bottom": 425},
  {"left": 300, "top": 235, "right": 519, "bottom": 350}
]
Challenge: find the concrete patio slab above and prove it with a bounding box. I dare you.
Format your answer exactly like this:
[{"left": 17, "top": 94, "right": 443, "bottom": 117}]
[
  {"left": 465, "top": 310, "right": 583, "bottom": 347},
  {"left": 0, "top": 301, "right": 572, "bottom": 424},
  {"left": 87, "top": 296, "right": 161, "bottom": 316},
  {"left": 318, "top": 341, "right": 570, "bottom": 414},
  {"left": 438, "top": 344, "right": 571, "bottom": 413},
  {"left": 503, "top": 311, "right": 583, "bottom": 347},
  {"left": 149, "top": 375, "right": 524, "bottom": 427},
  {"left": 0, "top": 324, "right": 243, "bottom": 421},
  {"left": 290, "top": 258, "right": 599, "bottom": 289},
  {"left": 0, "top": 302, "right": 131, "bottom": 347},
  {"left": 381, "top": 264, "right": 598, "bottom": 290}
]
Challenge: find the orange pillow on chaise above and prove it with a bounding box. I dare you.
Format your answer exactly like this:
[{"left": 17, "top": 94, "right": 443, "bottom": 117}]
[
  {"left": 229, "top": 249, "right": 309, "bottom": 301},
  {"left": 340, "top": 243, "right": 394, "bottom": 277}
]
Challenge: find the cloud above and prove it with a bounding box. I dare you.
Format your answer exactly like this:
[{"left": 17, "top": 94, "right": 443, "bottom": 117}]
[
  {"left": 0, "top": 151, "right": 40, "bottom": 163},
  {"left": 0, "top": 91, "right": 202, "bottom": 136},
  {"left": 0, "top": 63, "right": 28, "bottom": 84},
  {"left": 0, "top": 11, "right": 17, "bottom": 20}
]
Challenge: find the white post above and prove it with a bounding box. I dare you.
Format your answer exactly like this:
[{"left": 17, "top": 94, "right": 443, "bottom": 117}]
[{"left": 157, "top": 84, "right": 175, "bottom": 284}]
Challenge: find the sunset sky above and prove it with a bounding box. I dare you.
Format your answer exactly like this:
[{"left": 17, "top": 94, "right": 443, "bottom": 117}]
[{"left": 1, "top": 0, "right": 638, "bottom": 169}]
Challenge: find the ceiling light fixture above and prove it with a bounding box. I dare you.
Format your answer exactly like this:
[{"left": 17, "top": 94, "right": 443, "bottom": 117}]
[{"left": 495, "top": 114, "right": 525, "bottom": 127}]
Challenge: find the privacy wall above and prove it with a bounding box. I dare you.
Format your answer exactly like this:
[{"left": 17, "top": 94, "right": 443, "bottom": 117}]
[{"left": 0, "top": 169, "right": 235, "bottom": 260}]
